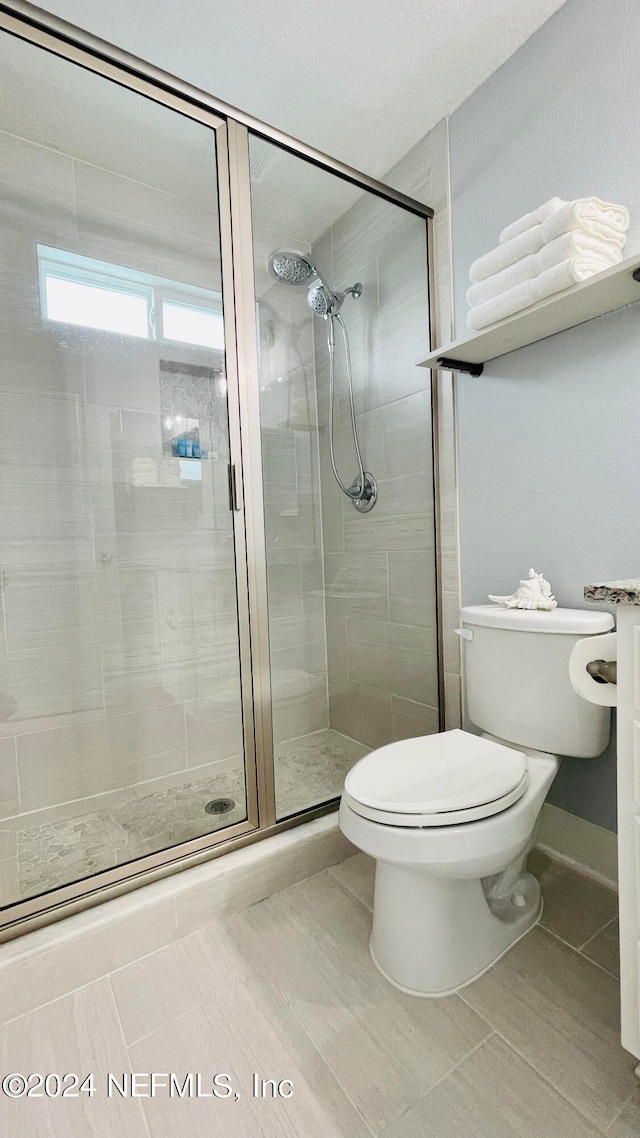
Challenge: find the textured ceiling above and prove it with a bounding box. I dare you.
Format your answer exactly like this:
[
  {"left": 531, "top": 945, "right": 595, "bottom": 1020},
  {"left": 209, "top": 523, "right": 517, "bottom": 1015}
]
[{"left": 38, "top": 0, "right": 567, "bottom": 180}]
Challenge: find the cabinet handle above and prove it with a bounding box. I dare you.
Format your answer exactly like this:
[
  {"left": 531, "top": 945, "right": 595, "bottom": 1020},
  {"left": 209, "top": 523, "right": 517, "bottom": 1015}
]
[{"left": 229, "top": 463, "right": 243, "bottom": 512}]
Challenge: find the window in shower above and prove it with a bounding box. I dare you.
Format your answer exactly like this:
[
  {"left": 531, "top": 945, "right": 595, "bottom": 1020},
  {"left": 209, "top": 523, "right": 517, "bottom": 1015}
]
[
  {"left": 38, "top": 246, "right": 225, "bottom": 350},
  {"left": 248, "top": 134, "right": 437, "bottom": 822}
]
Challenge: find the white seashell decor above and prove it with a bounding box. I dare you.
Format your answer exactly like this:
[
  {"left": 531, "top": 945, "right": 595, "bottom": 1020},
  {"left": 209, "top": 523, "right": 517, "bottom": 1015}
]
[{"left": 488, "top": 568, "right": 558, "bottom": 611}]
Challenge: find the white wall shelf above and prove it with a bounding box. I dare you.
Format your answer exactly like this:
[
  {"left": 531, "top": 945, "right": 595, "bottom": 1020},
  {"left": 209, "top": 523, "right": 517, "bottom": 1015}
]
[{"left": 418, "top": 254, "right": 640, "bottom": 376}]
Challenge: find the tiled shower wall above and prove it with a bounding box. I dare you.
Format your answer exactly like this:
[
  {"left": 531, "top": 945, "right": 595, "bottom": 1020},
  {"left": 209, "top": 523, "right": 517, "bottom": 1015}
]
[
  {"left": 255, "top": 257, "right": 329, "bottom": 747},
  {"left": 385, "top": 118, "right": 460, "bottom": 729},
  {"left": 0, "top": 114, "right": 245, "bottom": 867},
  {"left": 312, "top": 118, "right": 459, "bottom": 750}
]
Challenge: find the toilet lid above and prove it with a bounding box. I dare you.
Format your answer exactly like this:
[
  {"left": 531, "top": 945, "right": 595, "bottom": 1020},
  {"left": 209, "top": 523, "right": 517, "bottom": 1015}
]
[{"left": 344, "top": 729, "right": 527, "bottom": 816}]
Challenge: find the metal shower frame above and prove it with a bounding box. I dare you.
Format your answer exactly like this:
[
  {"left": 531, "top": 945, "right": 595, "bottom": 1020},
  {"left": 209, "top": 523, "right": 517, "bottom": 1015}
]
[{"left": 0, "top": 0, "right": 441, "bottom": 942}]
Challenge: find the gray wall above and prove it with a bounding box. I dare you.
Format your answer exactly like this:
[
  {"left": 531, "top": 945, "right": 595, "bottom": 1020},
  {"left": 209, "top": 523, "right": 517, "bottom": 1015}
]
[{"left": 449, "top": 0, "right": 640, "bottom": 833}]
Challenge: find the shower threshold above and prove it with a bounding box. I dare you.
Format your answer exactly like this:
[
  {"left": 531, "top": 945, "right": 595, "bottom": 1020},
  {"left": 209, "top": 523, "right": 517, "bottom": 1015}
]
[{"left": 3, "top": 729, "right": 367, "bottom": 906}]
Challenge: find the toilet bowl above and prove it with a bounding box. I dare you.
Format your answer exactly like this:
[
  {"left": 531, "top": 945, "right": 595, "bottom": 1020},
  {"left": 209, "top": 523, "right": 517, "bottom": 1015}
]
[
  {"left": 339, "top": 604, "right": 614, "bottom": 996},
  {"left": 341, "top": 730, "right": 559, "bottom": 995}
]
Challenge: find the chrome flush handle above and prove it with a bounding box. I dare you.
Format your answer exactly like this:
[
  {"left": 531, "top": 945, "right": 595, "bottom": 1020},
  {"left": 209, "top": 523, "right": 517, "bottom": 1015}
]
[{"left": 586, "top": 658, "right": 617, "bottom": 685}]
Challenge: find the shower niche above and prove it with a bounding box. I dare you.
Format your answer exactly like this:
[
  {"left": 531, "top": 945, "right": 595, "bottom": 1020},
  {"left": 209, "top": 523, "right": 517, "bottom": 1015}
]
[{"left": 159, "top": 360, "right": 226, "bottom": 464}]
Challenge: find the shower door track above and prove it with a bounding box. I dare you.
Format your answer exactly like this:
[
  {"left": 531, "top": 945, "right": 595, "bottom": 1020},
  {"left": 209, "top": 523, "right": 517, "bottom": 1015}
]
[{"left": 0, "top": 0, "right": 438, "bottom": 944}]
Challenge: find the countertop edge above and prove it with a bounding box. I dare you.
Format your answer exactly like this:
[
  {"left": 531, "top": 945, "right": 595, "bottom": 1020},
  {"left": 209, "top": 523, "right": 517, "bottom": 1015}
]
[{"left": 585, "top": 580, "right": 640, "bottom": 605}]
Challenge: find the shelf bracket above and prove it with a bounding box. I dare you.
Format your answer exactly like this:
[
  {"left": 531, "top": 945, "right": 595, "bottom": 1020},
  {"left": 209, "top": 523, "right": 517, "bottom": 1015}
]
[{"left": 436, "top": 356, "right": 484, "bottom": 377}]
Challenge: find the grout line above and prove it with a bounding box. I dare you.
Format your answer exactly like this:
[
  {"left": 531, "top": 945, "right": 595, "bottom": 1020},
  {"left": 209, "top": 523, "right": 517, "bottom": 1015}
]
[
  {"left": 386, "top": 1030, "right": 496, "bottom": 1131},
  {"left": 231, "top": 870, "right": 496, "bottom": 1131},
  {"left": 575, "top": 952, "right": 620, "bottom": 983},
  {"left": 205, "top": 902, "right": 381, "bottom": 1137},
  {"left": 276, "top": 980, "right": 379, "bottom": 1137},
  {"left": 604, "top": 1083, "right": 639, "bottom": 1134},
  {"left": 243, "top": 960, "right": 377, "bottom": 1138},
  {"left": 1, "top": 923, "right": 181, "bottom": 1030},
  {"left": 579, "top": 914, "right": 618, "bottom": 953},
  {"left": 103, "top": 979, "right": 153, "bottom": 1138},
  {"left": 536, "top": 921, "right": 620, "bottom": 980},
  {"left": 326, "top": 863, "right": 374, "bottom": 912},
  {"left": 0, "top": 972, "right": 117, "bottom": 1031},
  {"left": 487, "top": 1027, "right": 614, "bottom": 1133},
  {"left": 122, "top": 998, "right": 200, "bottom": 1053}
]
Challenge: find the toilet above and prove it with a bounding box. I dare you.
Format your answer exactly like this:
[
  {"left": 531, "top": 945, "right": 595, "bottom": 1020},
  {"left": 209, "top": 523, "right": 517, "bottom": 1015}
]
[{"left": 339, "top": 604, "right": 614, "bottom": 996}]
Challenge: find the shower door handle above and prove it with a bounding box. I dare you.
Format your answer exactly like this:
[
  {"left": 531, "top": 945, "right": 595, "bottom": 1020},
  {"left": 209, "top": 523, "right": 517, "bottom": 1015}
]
[{"left": 228, "top": 463, "right": 243, "bottom": 511}]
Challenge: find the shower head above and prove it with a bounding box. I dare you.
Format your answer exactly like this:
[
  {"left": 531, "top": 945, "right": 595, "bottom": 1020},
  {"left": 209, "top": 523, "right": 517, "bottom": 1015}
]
[
  {"left": 308, "top": 283, "right": 338, "bottom": 317},
  {"left": 267, "top": 249, "right": 317, "bottom": 286},
  {"left": 268, "top": 248, "right": 362, "bottom": 319},
  {"left": 268, "top": 248, "right": 336, "bottom": 317}
]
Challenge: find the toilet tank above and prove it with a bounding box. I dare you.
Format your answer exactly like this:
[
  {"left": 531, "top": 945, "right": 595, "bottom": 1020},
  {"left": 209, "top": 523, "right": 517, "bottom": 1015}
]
[{"left": 460, "top": 605, "right": 614, "bottom": 758}]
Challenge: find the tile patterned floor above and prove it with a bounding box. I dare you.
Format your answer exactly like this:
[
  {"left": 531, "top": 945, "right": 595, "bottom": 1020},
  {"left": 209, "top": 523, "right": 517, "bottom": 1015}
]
[
  {"left": 16, "top": 766, "right": 247, "bottom": 899},
  {"left": 274, "top": 729, "right": 369, "bottom": 818},
  {"left": 8, "top": 729, "right": 366, "bottom": 903},
  {"left": 0, "top": 850, "right": 635, "bottom": 1137}
]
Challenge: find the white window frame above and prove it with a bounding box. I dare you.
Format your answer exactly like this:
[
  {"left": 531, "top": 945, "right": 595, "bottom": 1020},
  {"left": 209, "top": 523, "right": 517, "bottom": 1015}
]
[
  {"left": 37, "top": 244, "right": 224, "bottom": 354},
  {"left": 154, "top": 287, "right": 225, "bottom": 349}
]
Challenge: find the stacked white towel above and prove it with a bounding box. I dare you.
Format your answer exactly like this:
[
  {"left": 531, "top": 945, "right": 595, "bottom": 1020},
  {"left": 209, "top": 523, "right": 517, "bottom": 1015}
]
[
  {"left": 131, "top": 457, "right": 158, "bottom": 487},
  {"left": 466, "top": 197, "right": 630, "bottom": 331}
]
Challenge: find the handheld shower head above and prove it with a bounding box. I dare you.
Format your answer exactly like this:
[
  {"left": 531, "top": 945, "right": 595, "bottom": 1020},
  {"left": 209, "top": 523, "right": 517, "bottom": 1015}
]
[
  {"left": 267, "top": 250, "right": 317, "bottom": 285},
  {"left": 308, "top": 283, "right": 338, "bottom": 317},
  {"left": 266, "top": 246, "right": 374, "bottom": 511}
]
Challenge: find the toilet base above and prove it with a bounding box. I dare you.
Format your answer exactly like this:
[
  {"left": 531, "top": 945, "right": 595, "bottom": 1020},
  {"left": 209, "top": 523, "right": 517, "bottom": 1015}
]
[
  {"left": 369, "top": 859, "right": 541, "bottom": 996},
  {"left": 369, "top": 909, "right": 541, "bottom": 998}
]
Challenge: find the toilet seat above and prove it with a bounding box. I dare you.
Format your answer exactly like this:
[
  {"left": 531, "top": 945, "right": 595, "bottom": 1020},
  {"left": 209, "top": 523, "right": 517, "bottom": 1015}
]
[{"left": 343, "top": 728, "right": 529, "bottom": 828}]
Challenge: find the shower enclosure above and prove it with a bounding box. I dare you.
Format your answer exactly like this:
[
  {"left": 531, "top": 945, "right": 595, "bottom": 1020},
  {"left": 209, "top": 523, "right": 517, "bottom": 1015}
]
[{"left": 0, "top": 0, "right": 438, "bottom": 938}]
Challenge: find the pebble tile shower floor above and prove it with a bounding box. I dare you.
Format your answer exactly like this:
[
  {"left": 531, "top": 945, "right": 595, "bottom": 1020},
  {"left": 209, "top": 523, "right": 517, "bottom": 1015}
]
[
  {"left": 9, "top": 729, "right": 367, "bottom": 902},
  {"left": 0, "top": 850, "right": 635, "bottom": 1137}
]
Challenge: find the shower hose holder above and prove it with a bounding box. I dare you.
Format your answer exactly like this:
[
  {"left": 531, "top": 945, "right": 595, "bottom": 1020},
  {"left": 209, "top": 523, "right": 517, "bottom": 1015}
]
[{"left": 348, "top": 471, "right": 378, "bottom": 513}]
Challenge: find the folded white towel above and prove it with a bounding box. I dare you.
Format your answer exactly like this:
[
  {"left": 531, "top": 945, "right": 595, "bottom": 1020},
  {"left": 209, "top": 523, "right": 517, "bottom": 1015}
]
[
  {"left": 500, "top": 196, "right": 630, "bottom": 244},
  {"left": 469, "top": 207, "right": 627, "bottom": 283},
  {"left": 467, "top": 256, "right": 609, "bottom": 331},
  {"left": 470, "top": 227, "right": 545, "bottom": 283},
  {"left": 466, "top": 232, "right": 622, "bottom": 308},
  {"left": 131, "top": 457, "right": 158, "bottom": 488},
  {"left": 499, "top": 198, "right": 565, "bottom": 243},
  {"left": 541, "top": 198, "right": 629, "bottom": 245},
  {"left": 159, "top": 458, "right": 183, "bottom": 487}
]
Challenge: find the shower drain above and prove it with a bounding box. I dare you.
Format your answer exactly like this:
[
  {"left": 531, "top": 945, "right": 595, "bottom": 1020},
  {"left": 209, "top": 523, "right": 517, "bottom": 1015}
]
[{"left": 204, "top": 798, "right": 236, "bottom": 816}]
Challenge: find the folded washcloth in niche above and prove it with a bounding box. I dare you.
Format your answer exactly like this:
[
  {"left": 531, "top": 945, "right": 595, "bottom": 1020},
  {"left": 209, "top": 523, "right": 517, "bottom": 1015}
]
[
  {"left": 499, "top": 196, "right": 630, "bottom": 244},
  {"left": 467, "top": 256, "right": 609, "bottom": 331},
  {"left": 466, "top": 231, "right": 621, "bottom": 308},
  {"left": 469, "top": 212, "right": 627, "bottom": 284}
]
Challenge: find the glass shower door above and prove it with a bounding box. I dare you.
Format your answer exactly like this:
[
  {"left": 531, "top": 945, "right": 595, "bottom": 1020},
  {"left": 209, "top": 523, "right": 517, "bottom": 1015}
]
[
  {"left": 0, "top": 31, "right": 256, "bottom": 915},
  {"left": 247, "top": 134, "right": 436, "bottom": 822}
]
